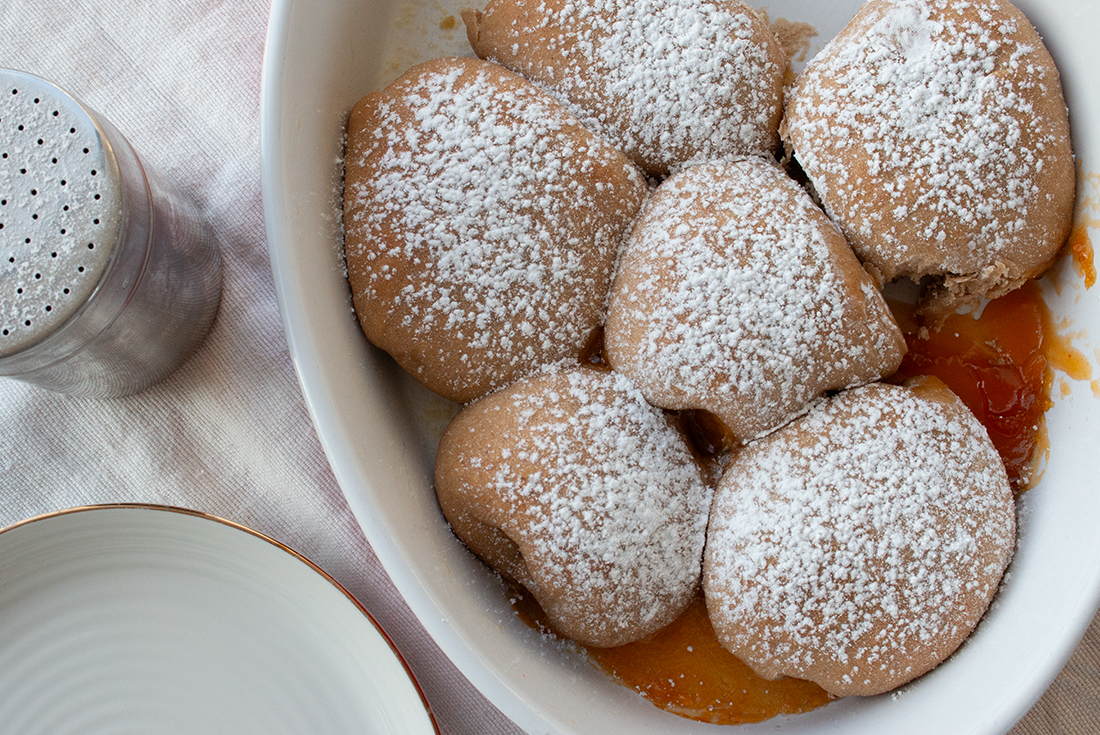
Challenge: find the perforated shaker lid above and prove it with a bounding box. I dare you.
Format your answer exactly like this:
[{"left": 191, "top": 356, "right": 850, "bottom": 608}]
[{"left": 0, "top": 69, "right": 121, "bottom": 359}]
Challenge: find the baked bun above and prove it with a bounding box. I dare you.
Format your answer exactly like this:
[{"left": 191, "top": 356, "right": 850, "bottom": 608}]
[
  {"left": 704, "top": 379, "right": 1016, "bottom": 697},
  {"left": 344, "top": 57, "right": 647, "bottom": 404},
  {"left": 462, "top": 0, "right": 786, "bottom": 176},
  {"left": 434, "top": 366, "right": 712, "bottom": 648},
  {"left": 604, "top": 159, "right": 906, "bottom": 444},
  {"left": 783, "top": 0, "right": 1074, "bottom": 317}
]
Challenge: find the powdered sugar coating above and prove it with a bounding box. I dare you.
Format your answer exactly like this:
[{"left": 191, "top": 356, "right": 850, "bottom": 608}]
[
  {"left": 434, "top": 366, "right": 712, "bottom": 648},
  {"left": 604, "top": 159, "right": 906, "bottom": 444},
  {"left": 463, "top": 0, "right": 786, "bottom": 175},
  {"left": 783, "top": 0, "right": 1074, "bottom": 315},
  {"left": 704, "top": 380, "right": 1016, "bottom": 697},
  {"left": 344, "top": 57, "right": 646, "bottom": 404}
]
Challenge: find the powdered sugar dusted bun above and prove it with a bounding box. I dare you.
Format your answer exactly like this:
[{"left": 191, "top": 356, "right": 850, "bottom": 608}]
[
  {"left": 604, "top": 159, "right": 906, "bottom": 444},
  {"left": 434, "top": 366, "right": 712, "bottom": 647},
  {"left": 783, "top": 0, "right": 1074, "bottom": 317},
  {"left": 344, "top": 57, "right": 647, "bottom": 404},
  {"left": 704, "top": 379, "right": 1016, "bottom": 697},
  {"left": 462, "top": 0, "right": 785, "bottom": 176}
]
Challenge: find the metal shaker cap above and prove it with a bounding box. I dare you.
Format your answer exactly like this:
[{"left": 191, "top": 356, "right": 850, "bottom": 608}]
[
  {"left": 0, "top": 71, "right": 121, "bottom": 358},
  {"left": 0, "top": 69, "right": 221, "bottom": 397}
]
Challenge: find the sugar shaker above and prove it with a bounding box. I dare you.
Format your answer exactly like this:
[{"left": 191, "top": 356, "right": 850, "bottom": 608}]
[{"left": 0, "top": 69, "right": 222, "bottom": 397}]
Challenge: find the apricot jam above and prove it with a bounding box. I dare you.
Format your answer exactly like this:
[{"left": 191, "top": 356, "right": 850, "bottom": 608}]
[
  {"left": 888, "top": 280, "right": 1054, "bottom": 491},
  {"left": 1070, "top": 223, "right": 1097, "bottom": 289},
  {"left": 586, "top": 594, "right": 835, "bottom": 724}
]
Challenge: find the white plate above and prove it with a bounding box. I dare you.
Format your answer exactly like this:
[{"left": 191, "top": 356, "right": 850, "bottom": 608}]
[
  {"left": 260, "top": 1, "right": 1100, "bottom": 732},
  {"left": 0, "top": 505, "right": 438, "bottom": 735}
]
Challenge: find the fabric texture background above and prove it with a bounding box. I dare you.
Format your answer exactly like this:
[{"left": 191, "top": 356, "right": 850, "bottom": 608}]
[
  {"left": 0, "top": 1, "right": 517, "bottom": 733},
  {"left": 0, "top": 1, "right": 1094, "bottom": 733}
]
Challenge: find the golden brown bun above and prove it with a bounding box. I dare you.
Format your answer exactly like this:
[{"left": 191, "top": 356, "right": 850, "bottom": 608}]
[
  {"left": 704, "top": 379, "right": 1016, "bottom": 697},
  {"left": 434, "top": 366, "right": 712, "bottom": 648},
  {"left": 462, "top": 0, "right": 786, "bottom": 176},
  {"left": 604, "top": 159, "right": 906, "bottom": 444},
  {"left": 344, "top": 57, "right": 646, "bottom": 404},
  {"left": 783, "top": 0, "right": 1075, "bottom": 318}
]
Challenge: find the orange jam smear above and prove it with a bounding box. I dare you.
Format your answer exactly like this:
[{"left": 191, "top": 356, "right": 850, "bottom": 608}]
[
  {"left": 1070, "top": 224, "right": 1097, "bottom": 288},
  {"left": 586, "top": 594, "right": 835, "bottom": 724},
  {"left": 508, "top": 584, "right": 834, "bottom": 725},
  {"left": 888, "top": 279, "right": 1054, "bottom": 491}
]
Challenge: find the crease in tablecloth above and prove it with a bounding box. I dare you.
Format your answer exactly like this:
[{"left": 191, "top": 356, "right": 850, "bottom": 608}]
[{"left": 0, "top": 1, "right": 1096, "bottom": 734}]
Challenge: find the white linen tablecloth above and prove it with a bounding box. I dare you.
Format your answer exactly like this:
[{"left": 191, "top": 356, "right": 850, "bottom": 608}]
[{"left": 0, "top": 1, "right": 1095, "bottom": 733}]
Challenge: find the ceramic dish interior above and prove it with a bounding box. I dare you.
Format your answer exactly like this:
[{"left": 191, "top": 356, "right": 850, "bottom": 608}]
[
  {"left": 260, "top": 0, "right": 1100, "bottom": 732},
  {"left": 0, "top": 504, "right": 438, "bottom": 735}
]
